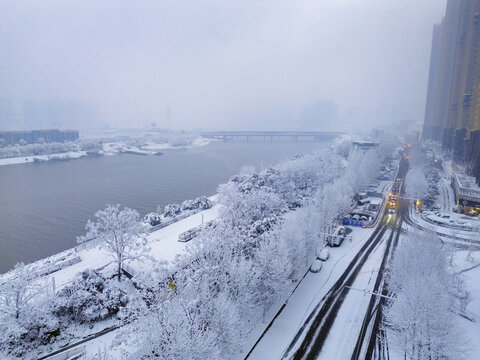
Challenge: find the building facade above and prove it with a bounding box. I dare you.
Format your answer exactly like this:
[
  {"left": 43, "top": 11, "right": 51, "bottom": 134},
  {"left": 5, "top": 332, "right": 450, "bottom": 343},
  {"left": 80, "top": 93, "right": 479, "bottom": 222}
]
[
  {"left": 0, "top": 129, "right": 79, "bottom": 146},
  {"left": 451, "top": 171, "right": 480, "bottom": 214},
  {"left": 423, "top": 0, "right": 480, "bottom": 185}
]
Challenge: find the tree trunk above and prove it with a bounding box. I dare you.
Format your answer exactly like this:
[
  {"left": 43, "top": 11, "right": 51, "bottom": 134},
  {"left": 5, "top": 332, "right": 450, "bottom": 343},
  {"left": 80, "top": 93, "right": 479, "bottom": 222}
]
[
  {"left": 15, "top": 292, "right": 20, "bottom": 319},
  {"left": 118, "top": 262, "right": 122, "bottom": 281}
]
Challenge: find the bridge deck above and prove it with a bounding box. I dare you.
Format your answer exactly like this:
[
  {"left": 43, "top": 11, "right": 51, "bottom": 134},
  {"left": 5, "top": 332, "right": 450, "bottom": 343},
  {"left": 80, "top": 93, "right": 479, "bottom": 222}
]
[{"left": 196, "top": 131, "right": 344, "bottom": 140}]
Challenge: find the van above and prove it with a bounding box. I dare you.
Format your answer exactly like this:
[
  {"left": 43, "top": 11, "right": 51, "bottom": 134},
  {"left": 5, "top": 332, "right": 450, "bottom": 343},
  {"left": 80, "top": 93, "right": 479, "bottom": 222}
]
[{"left": 327, "top": 226, "right": 346, "bottom": 247}]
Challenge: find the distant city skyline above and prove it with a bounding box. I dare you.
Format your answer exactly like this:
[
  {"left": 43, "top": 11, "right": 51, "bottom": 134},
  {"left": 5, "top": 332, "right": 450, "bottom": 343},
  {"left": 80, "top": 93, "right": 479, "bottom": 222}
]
[{"left": 0, "top": 0, "right": 446, "bottom": 131}]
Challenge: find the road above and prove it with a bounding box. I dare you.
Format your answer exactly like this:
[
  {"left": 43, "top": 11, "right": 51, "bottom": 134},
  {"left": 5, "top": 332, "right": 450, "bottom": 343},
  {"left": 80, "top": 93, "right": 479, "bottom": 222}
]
[{"left": 279, "top": 157, "right": 409, "bottom": 360}]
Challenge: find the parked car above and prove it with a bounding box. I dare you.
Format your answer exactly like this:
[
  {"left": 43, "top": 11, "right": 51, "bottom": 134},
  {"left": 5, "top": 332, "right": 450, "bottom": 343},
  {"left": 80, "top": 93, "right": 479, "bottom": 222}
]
[
  {"left": 310, "top": 259, "right": 323, "bottom": 273},
  {"left": 317, "top": 248, "right": 330, "bottom": 261}
]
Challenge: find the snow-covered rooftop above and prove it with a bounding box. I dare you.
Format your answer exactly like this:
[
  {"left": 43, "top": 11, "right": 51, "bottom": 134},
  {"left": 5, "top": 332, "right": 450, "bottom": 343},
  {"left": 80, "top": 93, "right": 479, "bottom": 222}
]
[
  {"left": 455, "top": 172, "right": 480, "bottom": 191},
  {"left": 368, "top": 198, "right": 382, "bottom": 205},
  {"left": 452, "top": 171, "right": 480, "bottom": 200}
]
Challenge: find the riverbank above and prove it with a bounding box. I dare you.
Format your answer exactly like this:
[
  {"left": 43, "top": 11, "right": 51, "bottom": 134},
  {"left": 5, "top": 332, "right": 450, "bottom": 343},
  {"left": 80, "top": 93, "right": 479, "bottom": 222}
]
[
  {"left": 101, "top": 136, "right": 211, "bottom": 156},
  {"left": 0, "top": 151, "right": 87, "bottom": 166},
  {"left": 0, "top": 141, "right": 325, "bottom": 273},
  {"left": 0, "top": 195, "right": 219, "bottom": 290},
  {"left": 0, "top": 137, "right": 212, "bottom": 167},
  {"left": 0, "top": 198, "right": 221, "bottom": 359}
]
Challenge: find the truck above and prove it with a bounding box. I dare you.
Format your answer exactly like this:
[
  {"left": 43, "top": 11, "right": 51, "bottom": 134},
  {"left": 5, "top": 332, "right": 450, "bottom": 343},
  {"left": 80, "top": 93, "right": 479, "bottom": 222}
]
[{"left": 326, "top": 226, "right": 347, "bottom": 247}]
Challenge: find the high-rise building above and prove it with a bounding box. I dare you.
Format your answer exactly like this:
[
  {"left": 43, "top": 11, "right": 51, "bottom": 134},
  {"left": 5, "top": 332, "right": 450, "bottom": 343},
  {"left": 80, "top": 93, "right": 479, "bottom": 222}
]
[
  {"left": 423, "top": 23, "right": 444, "bottom": 140},
  {"left": 423, "top": 0, "right": 480, "bottom": 185},
  {"left": 423, "top": 0, "right": 462, "bottom": 144}
]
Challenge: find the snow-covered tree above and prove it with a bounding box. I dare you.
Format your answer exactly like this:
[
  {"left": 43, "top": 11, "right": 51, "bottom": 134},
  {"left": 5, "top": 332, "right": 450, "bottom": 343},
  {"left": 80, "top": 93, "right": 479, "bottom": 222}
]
[
  {"left": 352, "top": 148, "right": 381, "bottom": 191},
  {"left": 280, "top": 205, "right": 317, "bottom": 274},
  {"left": 251, "top": 233, "right": 291, "bottom": 322},
  {"left": 144, "top": 212, "right": 162, "bottom": 226},
  {"left": 129, "top": 234, "right": 243, "bottom": 360},
  {"left": 193, "top": 195, "right": 214, "bottom": 210},
  {"left": 405, "top": 165, "right": 428, "bottom": 199},
  {"left": 53, "top": 269, "right": 129, "bottom": 322},
  {"left": 0, "top": 263, "right": 58, "bottom": 358},
  {"left": 163, "top": 203, "right": 181, "bottom": 218},
  {"left": 332, "top": 136, "right": 352, "bottom": 159},
  {"left": 123, "top": 144, "right": 396, "bottom": 359},
  {"left": 383, "top": 232, "right": 465, "bottom": 359},
  {"left": 218, "top": 183, "right": 287, "bottom": 228},
  {"left": 82, "top": 347, "right": 117, "bottom": 360},
  {"left": 78, "top": 205, "right": 148, "bottom": 281},
  {"left": 0, "top": 262, "right": 44, "bottom": 320},
  {"left": 315, "top": 183, "right": 339, "bottom": 241}
]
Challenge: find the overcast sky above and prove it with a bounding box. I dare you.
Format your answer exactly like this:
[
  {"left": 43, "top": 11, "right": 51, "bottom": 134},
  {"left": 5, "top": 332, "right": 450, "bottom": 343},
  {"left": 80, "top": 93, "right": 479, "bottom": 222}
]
[{"left": 0, "top": 0, "right": 446, "bottom": 130}]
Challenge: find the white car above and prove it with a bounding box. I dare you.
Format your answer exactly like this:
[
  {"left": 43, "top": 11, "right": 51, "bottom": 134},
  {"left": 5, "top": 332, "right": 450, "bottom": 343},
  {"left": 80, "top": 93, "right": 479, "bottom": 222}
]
[
  {"left": 310, "top": 259, "right": 323, "bottom": 273},
  {"left": 317, "top": 248, "right": 330, "bottom": 261}
]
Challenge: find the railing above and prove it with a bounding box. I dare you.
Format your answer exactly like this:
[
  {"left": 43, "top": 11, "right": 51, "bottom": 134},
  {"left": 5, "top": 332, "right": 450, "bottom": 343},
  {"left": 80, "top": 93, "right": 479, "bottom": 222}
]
[
  {"left": 148, "top": 206, "right": 210, "bottom": 233},
  {"left": 42, "top": 344, "right": 85, "bottom": 360},
  {"left": 36, "top": 256, "right": 81, "bottom": 277}
]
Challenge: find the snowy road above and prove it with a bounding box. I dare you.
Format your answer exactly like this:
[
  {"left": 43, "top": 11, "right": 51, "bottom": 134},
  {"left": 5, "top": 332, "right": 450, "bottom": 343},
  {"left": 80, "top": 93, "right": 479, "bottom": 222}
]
[
  {"left": 250, "top": 154, "right": 410, "bottom": 360},
  {"left": 246, "top": 154, "right": 479, "bottom": 360},
  {"left": 244, "top": 215, "right": 400, "bottom": 360},
  {"left": 244, "top": 227, "right": 376, "bottom": 360},
  {"left": 281, "top": 215, "right": 399, "bottom": 360},
  {"left": 318, "top": 226, "right": 393, "bottom": 360},
  {"left": 403, "top": 205, "right": 480, "bottom": 249}
]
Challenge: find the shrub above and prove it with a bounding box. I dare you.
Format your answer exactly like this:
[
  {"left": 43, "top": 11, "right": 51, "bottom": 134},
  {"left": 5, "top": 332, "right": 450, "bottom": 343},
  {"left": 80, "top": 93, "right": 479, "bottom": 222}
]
[
  {"left": 144, "top": 212, "right": 162, "bottom": 226},
  {"left": 163, "top": 203, "right": 181, "bottom": 218},
  {"left": 54, "top": 270, "right": 128, "bottom": 323}
]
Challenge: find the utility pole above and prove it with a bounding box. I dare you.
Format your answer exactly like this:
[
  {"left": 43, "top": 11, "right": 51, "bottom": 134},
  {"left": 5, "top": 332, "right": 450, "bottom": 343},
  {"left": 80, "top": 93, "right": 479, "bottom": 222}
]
[{"left": 166, "top": 102, "right": 171, "bottom": 129}]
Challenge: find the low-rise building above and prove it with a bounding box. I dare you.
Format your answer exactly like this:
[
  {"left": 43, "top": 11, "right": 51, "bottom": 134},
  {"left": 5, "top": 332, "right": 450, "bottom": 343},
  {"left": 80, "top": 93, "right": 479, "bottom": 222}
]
[
  {"left": 0, "top": 129, "right": 79, "bottom": 145},
  {"left": 451, "top": 171, "right": 480, "bottom": 214}
]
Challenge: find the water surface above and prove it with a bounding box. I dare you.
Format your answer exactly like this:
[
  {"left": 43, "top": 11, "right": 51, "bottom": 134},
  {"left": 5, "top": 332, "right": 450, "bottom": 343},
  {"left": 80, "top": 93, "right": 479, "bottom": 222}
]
[{"left": 0, "top": 141, "right": 325, "bottom": 273}]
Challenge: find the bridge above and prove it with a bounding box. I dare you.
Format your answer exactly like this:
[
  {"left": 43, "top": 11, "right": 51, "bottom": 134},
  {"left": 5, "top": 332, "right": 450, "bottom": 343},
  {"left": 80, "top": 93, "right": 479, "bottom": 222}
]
[{"left": 196, "top": 130, "right": 344, "bottom": 142}]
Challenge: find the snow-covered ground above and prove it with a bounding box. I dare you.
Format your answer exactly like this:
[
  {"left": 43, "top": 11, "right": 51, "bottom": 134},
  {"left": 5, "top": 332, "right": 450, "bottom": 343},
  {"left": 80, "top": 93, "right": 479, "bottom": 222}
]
[
  {"left": 0, "top": 151, "right": 87, "bottom": 166},
  {"left": 421, "top": 209, "right": 479, "bottom": 230},
  {"left": 318, "top": 231, "right": 389, "bottom": 359},
  {"left": 244, "top": 226, "right": 376, "bottom": 360},
  {"left": 28, "top": 203, "right": 221, "bottom": 293},
  {"left": 0, "top": 135, "right": 211, "bottom": 166},
  {"left": 77, "top": 226, "right": 380, "bottom": 360},
  {"left": 391, "top": 155, "right": 480, "bottom": 360},
  {"left": 125, "top": 205, "right": 220, "bottom": 275},
  {"left": 384, "top": 248, "right": 480, "bottom": 360},
  {"left": 436, "top": 175, "right": 455, "bottom": 211},
  {"left": 0, "top": 201, "right": 222, "bottom": 359},
  {"left": 403, "top": 161, "right": 478, "bottom": 244},
  {"left": 454, "top": 251, "right": 480, "bottom": 358},
  {"left": 407, "top": 189, "right": 479, "bottom": 244},
  {"left": 101, "top": 137, "right": 211, "bottom": 156}
]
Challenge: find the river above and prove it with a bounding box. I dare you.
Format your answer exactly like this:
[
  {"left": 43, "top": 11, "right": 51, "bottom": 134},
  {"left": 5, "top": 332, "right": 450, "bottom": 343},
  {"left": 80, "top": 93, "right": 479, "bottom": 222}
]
[{"left": 0, "top": 140, "right": 326, "bottom": 273}]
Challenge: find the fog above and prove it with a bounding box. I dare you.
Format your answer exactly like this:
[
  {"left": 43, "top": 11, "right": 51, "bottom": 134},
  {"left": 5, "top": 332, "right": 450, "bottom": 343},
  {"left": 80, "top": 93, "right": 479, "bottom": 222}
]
[{"left": 0, "top": 0, "right": 445, "bottom": 132}]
